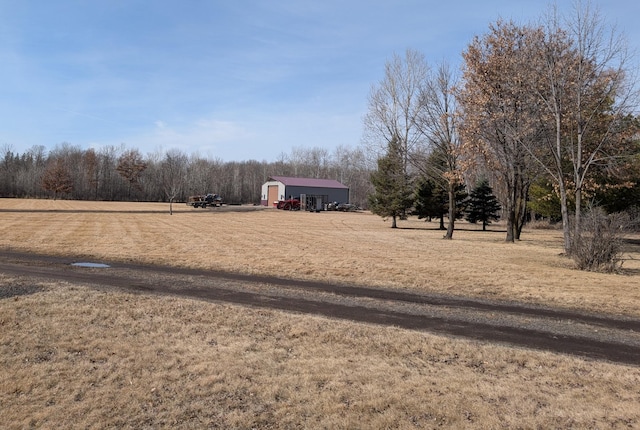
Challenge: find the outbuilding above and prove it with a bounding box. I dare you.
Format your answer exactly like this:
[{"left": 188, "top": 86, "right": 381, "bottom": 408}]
[{"left": 261, "top": 176, "right": 349, "bottom": 209}]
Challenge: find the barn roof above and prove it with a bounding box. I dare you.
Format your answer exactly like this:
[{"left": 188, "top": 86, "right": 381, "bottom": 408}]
[{"left": 269, "top": 176, "right": 348, "bottom": 189}]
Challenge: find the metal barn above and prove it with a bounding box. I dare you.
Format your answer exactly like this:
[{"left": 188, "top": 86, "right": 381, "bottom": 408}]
[{"left": 260, "top": 176, "right": 349, "bottom": 209}]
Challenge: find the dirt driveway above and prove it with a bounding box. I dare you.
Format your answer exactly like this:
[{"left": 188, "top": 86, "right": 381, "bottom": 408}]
[{"left": 1, "top": 249, "right": 639, "bottom": 366}]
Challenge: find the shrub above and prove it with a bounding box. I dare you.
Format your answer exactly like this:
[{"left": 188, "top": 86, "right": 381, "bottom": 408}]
[
  {"left": 527, "top": 219, "right": 561, "bottom": 230},
  {"left": 571, "top": 207, "right": 631, "bottom": 273},
  {"left": 627, "top": 206, "right": 640, "bottom": 232}
]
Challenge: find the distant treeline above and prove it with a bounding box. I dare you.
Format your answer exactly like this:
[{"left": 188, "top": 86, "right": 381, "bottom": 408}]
[{"left": 0, "top": 143, "right": 375, "bottom": 206}]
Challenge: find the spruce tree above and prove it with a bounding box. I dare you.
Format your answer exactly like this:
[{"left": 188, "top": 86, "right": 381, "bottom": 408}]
[
  {"left": 414, "top": 177, "right": 468, "bottom": 230},
  {"left": 368, "top": 137, "right": 413, "bottom": 228},
  {"left": 466, "top": 179, "right": 501, "bottom": 231},
  {"left": 413, "top": 177, "right": 441, "bottom": 222}
]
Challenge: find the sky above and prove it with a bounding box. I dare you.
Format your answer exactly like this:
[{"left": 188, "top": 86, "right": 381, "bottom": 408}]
[{"left": 1, "top": 1, "right": 639, "bottom": 162}]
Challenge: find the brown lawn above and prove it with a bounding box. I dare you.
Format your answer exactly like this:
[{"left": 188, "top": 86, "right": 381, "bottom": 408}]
[
  {"left": 1, "top": 198, "right": 639, "bottom": 428},
  {"left": 1, "top": 198, "right": 639, "bottom": 315}
]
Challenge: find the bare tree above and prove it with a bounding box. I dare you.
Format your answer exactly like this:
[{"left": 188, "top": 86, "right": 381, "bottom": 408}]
[
  {"left": 139, "top": 150, "right": 164, "bottom": 201},
  {"left": 22, "top": 145, "right": 47, "bottom": 198},
  {"left": 332, "top": 145, "right": 374, "bottom": 207},
  {"left": 533, "top": 1, "right": 637, "bottom": 253},
  {"left": 186, "top": 156, "right": 211, "bottom": 197},
  {"left": 414, "top": 62, "right": 463, "bottom": 239},
  {"left": 98, "top": 146, "right": 120, "bottom": 200},
  {"left": 0, "top": 144, "right": 16, "bottom": 197},
  {"left": 83, "top": 149, "right": 100, "bottom": 200},
  {"left": 162, "top": 149, "right": 188, "bottom": 215},
  {"left": 363, "top": 49, "right": 430, "bottom": 182},
  {"left": 283, "top": 146, "right": 331, "bottom": 179}
]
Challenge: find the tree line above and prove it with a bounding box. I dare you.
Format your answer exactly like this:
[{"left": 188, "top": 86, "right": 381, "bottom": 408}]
[
  {"left": 0, "top": 143, "right": 374, "bottom": 207},
  {"left": 364, "top": 2, "right": 640, "bottom": 271}
]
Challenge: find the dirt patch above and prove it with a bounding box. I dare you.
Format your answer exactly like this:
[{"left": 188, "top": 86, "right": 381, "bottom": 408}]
[
  {"left": 1, "top": 249, "right": 639, "bottom": 366},
  {"left": 0, "top": 279, "right": 44, "bottom": 300}
]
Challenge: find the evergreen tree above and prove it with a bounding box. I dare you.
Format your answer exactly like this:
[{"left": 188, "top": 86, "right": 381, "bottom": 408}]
[
  {"left": 368, "top": 137, "right": 413, "bottom": 228},
  {"left": 466, "top": 179, "right": 501, "bottom": 231},
  {"left": 414, "top": 176, "right": 468, "bottom": 230},
  {"left": 453, "top": 183, "right": 469, "bottom": 220},
  {"left": 413, "top": 177, "right": 441, "bottom": 222}
]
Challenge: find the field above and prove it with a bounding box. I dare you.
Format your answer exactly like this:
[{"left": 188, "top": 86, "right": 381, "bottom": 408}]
[{"left": 1, "top": 199, "right": 640, "bottom": 428}]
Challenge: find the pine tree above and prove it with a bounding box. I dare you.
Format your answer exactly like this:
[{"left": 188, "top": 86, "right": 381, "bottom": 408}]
[
  {"left": 414, "top": 177, "right": 467, "bottom": 230},
  {"left": 466, "top": 179, "right": 501, "bottom": 231},
  {"left": 413, "top": 177, "right": 441, "bottom": 222},
  {"left": 368, "top": 137, "right": 413, "bottom": 228}
]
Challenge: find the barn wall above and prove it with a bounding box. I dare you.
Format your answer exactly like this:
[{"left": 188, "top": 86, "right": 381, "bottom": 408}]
[
  {"left": 284, "top": 186, "right": 349, "bottom": 204},
  {"left": 260, "top": 181, "right": 285, "bottom": 206},
  {"left": 261, "top": 180, "right": 350, "bottom": 206}
]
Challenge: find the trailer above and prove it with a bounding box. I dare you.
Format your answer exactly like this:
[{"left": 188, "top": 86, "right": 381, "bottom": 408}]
[{"left": 186, "top": 193, "right": 223, "bottom": 208}]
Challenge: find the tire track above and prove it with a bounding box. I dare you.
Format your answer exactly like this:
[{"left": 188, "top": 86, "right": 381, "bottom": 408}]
[{"left": 1, "top": 250, "right": 639, "bottom": 366}]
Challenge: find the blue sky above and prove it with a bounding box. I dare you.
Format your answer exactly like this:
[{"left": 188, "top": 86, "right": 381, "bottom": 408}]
[{"left": 1, "top": 1, "right": 638, "bottom": 162}]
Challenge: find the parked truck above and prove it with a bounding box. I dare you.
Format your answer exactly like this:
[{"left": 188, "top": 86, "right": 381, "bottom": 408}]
[{"left": 186, "top": 193, "right": 223, "bottom": 208}]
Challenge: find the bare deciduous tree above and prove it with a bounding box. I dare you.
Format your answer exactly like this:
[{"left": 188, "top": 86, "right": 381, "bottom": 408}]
[
  {"left": 332, "top": 145, "right": 373, "bottom": 207},
  {"left": 414, "top": 62, "right": 463, "bottom": 239},
  {"left": 83, "top": 149, "right": 100, "bottom": 200},
  {"left": 363, "top": 49, "right": 430, "bottom": 181},
  {"left": 162, "top": 149, "right": 188, "bottom": 215},
  {"left": 534, "top": 1, "right": 637, "bottom": 253}
]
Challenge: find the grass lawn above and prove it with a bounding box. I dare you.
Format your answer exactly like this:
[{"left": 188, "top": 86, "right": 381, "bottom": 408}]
[{"left": 1, "top": 199, "right": 639, "bottom": 428}]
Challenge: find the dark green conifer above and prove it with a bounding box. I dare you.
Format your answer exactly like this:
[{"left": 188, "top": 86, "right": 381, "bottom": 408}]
[
  {"left": 465, "top": 179, "right": 501, "bottom": 231},
  {"left": 368, "top": 136, "right": 413, "bottom": 228}
]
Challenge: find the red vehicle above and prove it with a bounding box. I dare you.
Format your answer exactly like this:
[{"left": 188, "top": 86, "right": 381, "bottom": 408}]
[{"left": 276, "top": 197, "right": 300, "bottom": 210}]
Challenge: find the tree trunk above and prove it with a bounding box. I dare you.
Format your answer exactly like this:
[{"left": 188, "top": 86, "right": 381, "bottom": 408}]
[
  {"left": 503, "top": 157, "right": 518, "bottom": 242},
  {"left": 444, "top": 181, "right": 455, "bottom": 239},
  {"left": 506, "top": 207, "right": 516, "bottom": 242},
  {"left": 574, "top": 184, "right": 582, "bottom": 249},
  {"left": 574, "top": 124, "right": 584, "bottom": 250},
  {"left": 391, "top": 215, "right": 397, "bottom": 228},
  {"left": 558, "top": 180, "right": 571, "bottom": 254},
  {"left": 505, "top": 180, "right": 516, "bottom": 242},
  {"left": 513, "top": 181, "right": 529, "bottom": 241}
]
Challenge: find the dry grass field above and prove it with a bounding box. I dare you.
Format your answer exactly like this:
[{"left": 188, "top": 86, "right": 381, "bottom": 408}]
[{"left": 1, "top": 198, "right": 640, "bottom": 428}]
